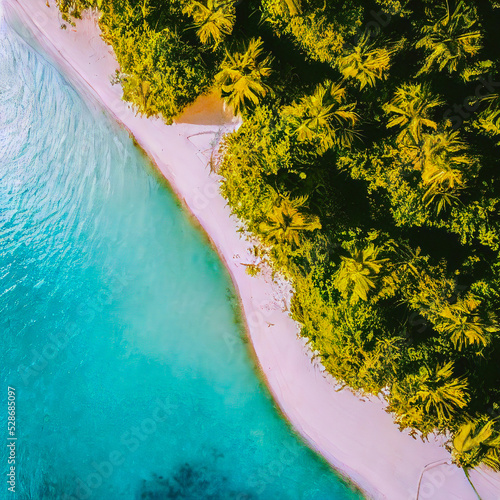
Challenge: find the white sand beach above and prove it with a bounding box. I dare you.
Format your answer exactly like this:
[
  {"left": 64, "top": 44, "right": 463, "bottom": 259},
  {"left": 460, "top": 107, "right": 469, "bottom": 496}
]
[{"left": 3, "top": 0, "right": 500, "bottom": 498}]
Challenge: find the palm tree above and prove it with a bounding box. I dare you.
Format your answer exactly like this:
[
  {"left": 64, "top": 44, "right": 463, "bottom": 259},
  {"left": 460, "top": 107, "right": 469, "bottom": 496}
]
[
  {"left": 287, "top": 81, "right": 359, "bottom": 153},
  {"left": 473, "top": 92, "right": 500, "bottom": 144},
  {"left": 417, "top": 129, "right": 473, "bottom": 214},
  {"left": 436, "top": 296, "right": 498, "bottom": 351},
  {"left": 476, "top": 108, "right": 500, "bottom": 144},
  {"left": 452, "top": 419, "right": 500, "bottom": 497},
  {"left": 334, "top": 244, "right": 386, "bottom": 302},
  {"left": 337, "top": 35, "right": 392, "bottom": 89},
  {"left": 453, "top": 419, "right": 500, "bottom": 467},
  {"left": 384, "top": 83, "right": 442, "bottom": 145},
  {"left": 278, "top": 0, "right": 302, "bottom": 16},
  {"left": 182, "top": 0, "right": 235, "bottom": 48},
  {"left": 416, "top": 0, "right": 482, "bottom": 75},
  {"left": 391, "top": 243, "right": 426, "bottom": 281},
  {"left": 422, "top": 188, "right": 461, "bottom": 215},
  {"left": 412, "top": 362, "right": 469, "bottom": 422},
  {"left": 215, "top": 38, "right": 273, "bottom": 116},
  {"left": 259, "top": 195, "right": 321, "bottom": 247},
  {"left": 418, "top": 129, "right": 471, "bottom": 176},
  {"left": 461, "top": 59, "right": 494, "bottom": 83}
]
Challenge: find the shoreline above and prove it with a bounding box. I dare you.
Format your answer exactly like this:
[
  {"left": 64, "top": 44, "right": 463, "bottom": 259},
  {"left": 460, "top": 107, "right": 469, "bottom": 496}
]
[{"left": 3, "top": 1, "right": 500, "bottom": 498}]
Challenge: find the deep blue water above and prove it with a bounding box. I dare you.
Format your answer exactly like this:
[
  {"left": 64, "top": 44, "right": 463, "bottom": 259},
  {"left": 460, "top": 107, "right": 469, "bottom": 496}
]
[{"left": 0, "top": 10, "right": 361, "bottom": 500}]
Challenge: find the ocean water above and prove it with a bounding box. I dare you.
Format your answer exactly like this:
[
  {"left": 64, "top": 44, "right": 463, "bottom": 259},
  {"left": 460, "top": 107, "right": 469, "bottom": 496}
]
[{"left": 0, "top": 11, "right": 362, "bottom": 500}]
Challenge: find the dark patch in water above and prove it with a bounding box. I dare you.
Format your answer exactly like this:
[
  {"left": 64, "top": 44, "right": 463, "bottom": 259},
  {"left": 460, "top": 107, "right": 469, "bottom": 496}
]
[{"left": 136, "top": 462, "right": 255, "bottom": 500}]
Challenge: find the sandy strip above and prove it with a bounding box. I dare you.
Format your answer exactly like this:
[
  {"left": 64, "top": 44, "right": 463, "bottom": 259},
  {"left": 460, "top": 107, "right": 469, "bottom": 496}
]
[{"left": 2, "top": 1, "right": 500, "bottom": 498}]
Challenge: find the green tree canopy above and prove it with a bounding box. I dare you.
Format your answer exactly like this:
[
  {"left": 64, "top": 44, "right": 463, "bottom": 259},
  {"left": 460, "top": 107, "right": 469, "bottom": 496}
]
[{"left": 215, "top": 38, "right": 273, "bottom": 116}]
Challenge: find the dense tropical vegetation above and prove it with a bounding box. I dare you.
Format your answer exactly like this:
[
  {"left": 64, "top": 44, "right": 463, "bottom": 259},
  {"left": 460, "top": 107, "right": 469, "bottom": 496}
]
[{"left": 58, "top": 0, "right": 500, "bottom": 474}]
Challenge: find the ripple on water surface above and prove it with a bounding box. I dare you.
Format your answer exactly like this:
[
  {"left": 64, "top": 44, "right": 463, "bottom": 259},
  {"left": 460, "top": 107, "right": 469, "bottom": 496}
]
[{"left": 0, "top": 13, "right": 362, "bottom": 500}]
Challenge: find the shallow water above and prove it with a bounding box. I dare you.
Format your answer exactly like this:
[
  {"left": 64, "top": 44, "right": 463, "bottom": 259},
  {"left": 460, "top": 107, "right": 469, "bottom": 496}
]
[{"left": 0, "top": 12, "right": 362, "bottom": 500}]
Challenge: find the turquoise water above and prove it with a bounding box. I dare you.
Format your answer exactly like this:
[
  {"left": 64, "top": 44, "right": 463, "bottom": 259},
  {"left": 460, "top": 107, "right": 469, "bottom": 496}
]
[{"left": 0, "top": 13, "right": 361, "bottom": 500}]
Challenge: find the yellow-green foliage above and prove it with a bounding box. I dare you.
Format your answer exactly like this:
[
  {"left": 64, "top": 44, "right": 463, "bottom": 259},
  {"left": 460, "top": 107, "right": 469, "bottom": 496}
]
[
  {"left": 215, "top": 38, "right": 272, "bottom": 116},
  {"left": 59, "top": 0, "right": 500, "bottom": 470},
  {"left": 452, "top": 418, "right": 500, "bottom": 470},
  {"left": 261, "top": 0, "right": 363, "bottom": 67},
  {"left": 182, "top": 0, "right": 235, "bottom": 49},
  {"left": 97, "top": 0, "right": 214, "bottom": 123},
  {"left": 389, "top": 362, "right": 470, "bottom": 435}
]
